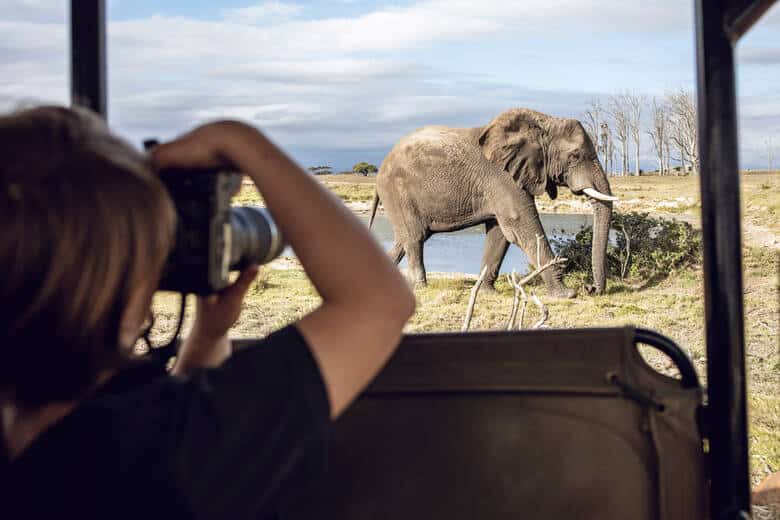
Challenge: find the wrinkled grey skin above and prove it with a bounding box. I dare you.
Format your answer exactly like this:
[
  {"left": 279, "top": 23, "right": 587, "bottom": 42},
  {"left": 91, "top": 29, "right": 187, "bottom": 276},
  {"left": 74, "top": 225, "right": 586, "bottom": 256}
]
[{"left": 368, "top": 108, "right": 614, "bottom": 297}]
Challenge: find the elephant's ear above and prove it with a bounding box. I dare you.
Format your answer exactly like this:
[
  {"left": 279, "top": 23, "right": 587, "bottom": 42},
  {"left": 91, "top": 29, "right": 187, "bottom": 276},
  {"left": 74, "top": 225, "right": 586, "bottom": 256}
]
[{"left": 478, "top": 111, "right": 547, "bottom": 196}]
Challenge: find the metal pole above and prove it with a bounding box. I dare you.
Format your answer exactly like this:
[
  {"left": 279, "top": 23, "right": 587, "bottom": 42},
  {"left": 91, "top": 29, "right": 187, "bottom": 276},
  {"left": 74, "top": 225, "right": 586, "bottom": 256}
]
[
  {"left": 724, "top": 0, "right": 777, "bottom": 40},
  {"left": 694, "top": 1, "right": 750, "bottom": 517},
  {"left": 70, "top": 0, "right": 107, "bottom": 118}
]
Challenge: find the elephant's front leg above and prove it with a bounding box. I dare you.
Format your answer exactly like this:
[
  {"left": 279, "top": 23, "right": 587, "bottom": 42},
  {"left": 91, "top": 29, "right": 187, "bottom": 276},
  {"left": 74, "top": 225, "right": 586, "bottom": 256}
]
[
  {"left": 479, "top": 221, "right": 510, "bottom": 292},
  {"left": 495, "top": 191, "right": 576, "bottom": 298}
]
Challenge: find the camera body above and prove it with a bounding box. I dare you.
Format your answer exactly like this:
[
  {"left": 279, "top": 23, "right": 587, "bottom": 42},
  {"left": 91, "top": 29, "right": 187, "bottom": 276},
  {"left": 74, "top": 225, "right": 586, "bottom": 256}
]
[{"left": 146, "top": 140, "right": 284, "bottom": 295}]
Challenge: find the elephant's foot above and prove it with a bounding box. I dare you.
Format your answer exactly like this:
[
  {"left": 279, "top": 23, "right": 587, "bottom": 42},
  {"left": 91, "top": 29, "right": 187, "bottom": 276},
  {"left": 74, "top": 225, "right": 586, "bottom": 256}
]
[
  {"left": 584, "top": 284, "right": 606, "bottom": 295},
  {"left": 547, "top": 284, "right": 576, "bottom": 299},
  {"left": 412, "top": 279, "right": 428, "bottom": 290},
  {"left": 404, "top": 273, "right": 427, "bottom": 289},
  {"left": 478, "top": 281, "right": 498, "bottom": 294}
]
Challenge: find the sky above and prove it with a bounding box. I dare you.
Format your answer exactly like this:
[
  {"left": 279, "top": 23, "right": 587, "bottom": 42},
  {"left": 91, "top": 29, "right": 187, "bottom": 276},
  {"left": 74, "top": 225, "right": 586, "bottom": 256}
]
[{"left": 1, "top": 0, "right": 779, "bottom": 170}]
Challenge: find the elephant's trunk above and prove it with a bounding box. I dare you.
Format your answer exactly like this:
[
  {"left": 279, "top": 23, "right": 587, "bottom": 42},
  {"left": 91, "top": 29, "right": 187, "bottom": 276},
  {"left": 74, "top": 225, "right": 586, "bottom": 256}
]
[{"left": 589, "top": 168, "right": 613, "bottom": 295}]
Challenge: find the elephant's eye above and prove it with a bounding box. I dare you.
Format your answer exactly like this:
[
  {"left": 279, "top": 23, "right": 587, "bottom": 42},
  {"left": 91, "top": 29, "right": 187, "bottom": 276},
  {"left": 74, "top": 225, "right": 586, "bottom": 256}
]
[{"left": 569, "top": 152, "right": 580, "bottom": 164}]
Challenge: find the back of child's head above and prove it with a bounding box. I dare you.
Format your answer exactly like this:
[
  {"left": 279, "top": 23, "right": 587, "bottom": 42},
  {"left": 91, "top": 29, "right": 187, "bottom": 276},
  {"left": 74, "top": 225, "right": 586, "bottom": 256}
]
[{"left": 0, "top": 106, "right": 176, "bottom": 407}]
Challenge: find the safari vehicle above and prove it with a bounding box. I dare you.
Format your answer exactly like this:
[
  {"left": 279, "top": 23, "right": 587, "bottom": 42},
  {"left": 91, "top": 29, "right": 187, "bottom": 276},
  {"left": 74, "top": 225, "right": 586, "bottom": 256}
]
[{"left": 67, "top": 1, "right": 774, "bottom": 518}]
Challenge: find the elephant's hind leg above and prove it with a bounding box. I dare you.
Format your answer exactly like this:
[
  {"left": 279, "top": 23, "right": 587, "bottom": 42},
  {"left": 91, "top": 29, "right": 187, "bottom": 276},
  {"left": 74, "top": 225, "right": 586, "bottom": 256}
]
[
  {"left": 402, "top": 238, "right": 427, "bottom": 288},
  {"left": 479, "top": 221, "right": 510, "bottom": 292},
  {"left": 388, "top": 242, "right": 405, "bottom": 264}
]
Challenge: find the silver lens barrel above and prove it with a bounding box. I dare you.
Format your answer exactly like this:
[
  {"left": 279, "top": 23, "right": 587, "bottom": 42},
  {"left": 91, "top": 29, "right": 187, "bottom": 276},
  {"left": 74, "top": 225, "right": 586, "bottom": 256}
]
[{"left": 229, "top": 206, "right": 285, "bottom": 269}]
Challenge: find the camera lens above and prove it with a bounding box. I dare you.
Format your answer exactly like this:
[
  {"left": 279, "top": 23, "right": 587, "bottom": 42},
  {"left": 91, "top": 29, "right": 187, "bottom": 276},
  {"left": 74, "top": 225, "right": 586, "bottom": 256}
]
[{"left": 229, "top": 206, "right": 285, "bottom": 269}]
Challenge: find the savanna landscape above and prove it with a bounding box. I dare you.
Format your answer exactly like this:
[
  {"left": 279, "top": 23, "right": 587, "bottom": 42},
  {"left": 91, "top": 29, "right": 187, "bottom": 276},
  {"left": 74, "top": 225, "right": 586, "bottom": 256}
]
[{"left": 153, "top": 170, "right": 779, "bottom": 492}]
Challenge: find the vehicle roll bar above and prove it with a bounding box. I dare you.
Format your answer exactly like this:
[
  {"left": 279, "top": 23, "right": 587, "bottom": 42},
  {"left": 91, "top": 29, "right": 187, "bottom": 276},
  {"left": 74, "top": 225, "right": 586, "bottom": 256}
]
[
  {"left": 695, "top": 1, "right": 776, "bottom": 517},
  {"left": 70, "top": 0, "right": 106, "bottom": 117}
]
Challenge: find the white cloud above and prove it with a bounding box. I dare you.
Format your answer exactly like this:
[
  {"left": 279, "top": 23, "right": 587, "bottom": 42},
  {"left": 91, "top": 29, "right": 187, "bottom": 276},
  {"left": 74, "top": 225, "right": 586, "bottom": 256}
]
[
  {"left": 1, "top": 0, "right": 777, "bottom": 169},
  {"left": 213, "top": 59, "right": 425, "bottom": 83},
  {"left": 2, "top": 0, "right": 65, "bottom": 22},
  {"left": 740, "top": 47, "right": 780, "bottom": 65},
  {"left": 102, "top": 0, "right": 692, "bottom": 70},
  {"left": 221, "top": 1, "right": 302, "bottom": 24}
]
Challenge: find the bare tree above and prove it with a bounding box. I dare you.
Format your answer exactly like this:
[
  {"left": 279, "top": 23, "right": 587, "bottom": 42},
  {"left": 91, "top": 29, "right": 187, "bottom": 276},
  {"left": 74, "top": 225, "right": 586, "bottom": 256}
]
[
  {"left": 647, "top": 97, "right": 670, "bottom": 174},
  {"left": 667, "top": 89, "right": 699, "bottom": 174},
  {"left": 600, "top": 122, "right": 615, "bottom": 175},
  {"left": 765, "top": 137, "right": 776, "bottom": 172},
  {"left": 625, "top": 92, "right": 646, "bottom": 176},
  {"left": 583, "top": 99, "right": 604, "bottom": 166},
  {"left": 607, "top": 94, "right": 630, "bottom": 176},
  {"left": 663, "top": 126, "right": 672, "bottom": 174}
]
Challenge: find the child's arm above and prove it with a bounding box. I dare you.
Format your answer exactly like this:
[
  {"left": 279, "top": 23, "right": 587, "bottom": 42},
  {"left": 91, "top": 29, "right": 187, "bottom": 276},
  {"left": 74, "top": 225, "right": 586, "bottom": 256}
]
[{"left": 153, "top": 121, "right": 415, "bottom": 418}]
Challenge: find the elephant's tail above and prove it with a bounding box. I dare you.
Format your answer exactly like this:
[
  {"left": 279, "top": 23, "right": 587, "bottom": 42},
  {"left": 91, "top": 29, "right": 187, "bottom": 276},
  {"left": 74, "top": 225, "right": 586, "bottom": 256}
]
[{"left": 368, "top": 191, "right": 380, "bottom": 229}]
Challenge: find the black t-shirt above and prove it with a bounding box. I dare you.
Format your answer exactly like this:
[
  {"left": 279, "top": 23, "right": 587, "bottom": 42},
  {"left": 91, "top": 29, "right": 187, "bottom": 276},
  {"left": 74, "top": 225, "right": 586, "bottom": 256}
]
[{"left": 1, "top": 324, "right": 330, "bottom": 519}]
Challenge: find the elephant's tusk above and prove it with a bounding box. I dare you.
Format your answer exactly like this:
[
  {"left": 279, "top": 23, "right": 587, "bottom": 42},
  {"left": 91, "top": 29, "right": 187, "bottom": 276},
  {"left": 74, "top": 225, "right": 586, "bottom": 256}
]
[{"left": 583, "top": 188, "right": 618, "bottom": 202}]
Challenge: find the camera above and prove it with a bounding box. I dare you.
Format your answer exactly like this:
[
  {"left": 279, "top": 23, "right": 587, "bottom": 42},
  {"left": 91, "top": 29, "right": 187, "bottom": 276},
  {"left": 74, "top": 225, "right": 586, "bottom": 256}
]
[{"left": 144, "top": 140, "right": 285, "bottom": 295}]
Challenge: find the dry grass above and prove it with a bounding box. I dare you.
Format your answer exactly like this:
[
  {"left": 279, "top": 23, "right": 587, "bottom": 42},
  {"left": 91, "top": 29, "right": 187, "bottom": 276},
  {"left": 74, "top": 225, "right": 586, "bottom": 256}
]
[
  {"left": 153, "top": 171, "right": 779, "bottom": 488},
  {"left": 323, "top": 181, "right": 376, "bottom": 202},
  {"left": 233, "top": 176, "right": 377, "bottom": 206},
  {"left": 324, "top": 173, "right": 378, "bottom": 184}
]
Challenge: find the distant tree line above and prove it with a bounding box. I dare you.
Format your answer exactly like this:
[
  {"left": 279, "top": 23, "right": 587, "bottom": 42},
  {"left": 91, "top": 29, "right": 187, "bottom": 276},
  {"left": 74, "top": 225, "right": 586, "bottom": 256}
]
[
  {"left": 582, "top": 89, "right": 699, "bottom": 176},
  {"left": 307, "top": 162, "right": 379, "bottom": 176},
  {"left": 308, "top": 165, "right": 333, "bottom": 175}
]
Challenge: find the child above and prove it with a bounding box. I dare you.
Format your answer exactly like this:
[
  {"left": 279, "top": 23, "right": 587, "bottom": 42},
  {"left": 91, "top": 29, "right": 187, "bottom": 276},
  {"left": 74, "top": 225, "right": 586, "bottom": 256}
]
[{"left": 0, "top": 106, "right": 415, "bottom": 518}]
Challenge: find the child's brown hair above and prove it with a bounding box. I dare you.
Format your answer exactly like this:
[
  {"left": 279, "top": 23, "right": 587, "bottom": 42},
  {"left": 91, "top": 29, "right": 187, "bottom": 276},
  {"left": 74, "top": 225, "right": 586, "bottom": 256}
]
[{"left": 0, "top": 106, "right": 176, "bottom": 407}]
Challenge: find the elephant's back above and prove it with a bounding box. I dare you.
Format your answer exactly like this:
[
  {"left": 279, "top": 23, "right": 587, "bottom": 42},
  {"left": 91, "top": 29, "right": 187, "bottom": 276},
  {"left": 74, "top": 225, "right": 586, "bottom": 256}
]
[
  {"left": 379, "top": 125, "right": 479, "bottom": 181},
  {"left": 377, "top": 126, "right": 490, "bottom": 225}
]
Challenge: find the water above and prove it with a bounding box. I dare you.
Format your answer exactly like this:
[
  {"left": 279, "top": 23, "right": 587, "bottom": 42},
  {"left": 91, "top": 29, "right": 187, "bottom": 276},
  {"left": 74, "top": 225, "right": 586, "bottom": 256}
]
[{"left": 284, "top": 213, "right": 599, "bottom": 275}]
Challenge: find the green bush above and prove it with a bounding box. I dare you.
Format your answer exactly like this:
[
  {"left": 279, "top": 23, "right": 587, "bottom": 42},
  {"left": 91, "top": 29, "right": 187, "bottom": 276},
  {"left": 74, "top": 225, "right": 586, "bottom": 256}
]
[{"left": 553, "top": 212, "right": 702, "bottom": 284}]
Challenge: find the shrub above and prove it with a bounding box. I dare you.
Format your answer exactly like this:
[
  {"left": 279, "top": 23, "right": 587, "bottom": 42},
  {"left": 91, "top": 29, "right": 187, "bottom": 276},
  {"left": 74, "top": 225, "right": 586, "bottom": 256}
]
[
  {"left": 553, "top": 212, "right": 702, "bottom": 284},
  {"left": 352, "top": 162, "right": 378, "bottom": 176}
]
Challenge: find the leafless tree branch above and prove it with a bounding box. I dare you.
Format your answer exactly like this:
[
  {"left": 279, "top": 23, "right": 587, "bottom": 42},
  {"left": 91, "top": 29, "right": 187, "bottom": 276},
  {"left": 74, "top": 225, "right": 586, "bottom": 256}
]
[
  {"left": 530, "top": 292, "right": 549, "bottom": 329},
  {"left": 666, "top": 89, "right": 699, "bottom": 174},
  {"left": 462, "top": 265, "right": 489, "bottom": 332},
  {"left": 466, "top": 236, "right": 567, "bottom": 332},
  {"left": 647, "top": 97, "right": 670, "bottom": 175},
  {"left": 625, "top": 91, "right": 646, "bottom": 176},
  {"left": 606, "top": 94, "right": 631, "bottom": 176}
]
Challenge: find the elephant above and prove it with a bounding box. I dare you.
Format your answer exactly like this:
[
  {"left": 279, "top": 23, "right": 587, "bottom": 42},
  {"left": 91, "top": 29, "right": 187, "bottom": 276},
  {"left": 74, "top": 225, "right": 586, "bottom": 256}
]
[{"left": 367, "top": 108, "right": 617, "bottom": 297}]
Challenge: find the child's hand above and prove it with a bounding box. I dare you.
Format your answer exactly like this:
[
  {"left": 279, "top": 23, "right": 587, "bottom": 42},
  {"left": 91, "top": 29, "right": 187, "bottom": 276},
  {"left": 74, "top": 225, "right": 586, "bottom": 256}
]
[
  {"left": 173, "top": 266, "right": 259, "bottom": 374},
  {"left": 150, "top": 121, "right": 259, "bottom": 172},
  {"left": 191, "top": 265, "right": 259, "bottom": 341}
]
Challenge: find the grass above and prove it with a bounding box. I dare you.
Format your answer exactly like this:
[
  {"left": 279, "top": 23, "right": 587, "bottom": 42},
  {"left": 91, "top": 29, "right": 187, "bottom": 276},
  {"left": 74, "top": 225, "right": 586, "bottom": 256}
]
[
  {"left": 153, "top": 171, "right": 779, "bottom": 488},
  {"left": 233, "top": 176, "right": 376, "bottom": 206},
  {"left": 324, "top": 181, "right": 376, "bottom": 203}
]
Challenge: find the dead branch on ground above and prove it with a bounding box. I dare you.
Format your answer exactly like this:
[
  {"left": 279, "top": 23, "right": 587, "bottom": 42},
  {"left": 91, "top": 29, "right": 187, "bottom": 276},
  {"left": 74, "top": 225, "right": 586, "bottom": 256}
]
[
  {"left": 503, "top": 235, "right": 567, "bottom": 330},
  {"left": 464, "top": 235, "right": 567, "bottom": 332},
  {"left": 530, "top": 293, "right": 549, "bottom": 329},
  {"left": 461, "top": 266, "right": 489, "bottom": 332}
]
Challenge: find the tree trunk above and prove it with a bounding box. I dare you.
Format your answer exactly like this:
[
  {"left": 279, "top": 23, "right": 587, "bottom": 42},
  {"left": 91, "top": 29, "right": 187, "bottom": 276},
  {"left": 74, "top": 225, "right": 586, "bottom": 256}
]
[
  {"left": 623, "top": 142, "right": 629, "bottom": 176},
  {"left": 635, "top": 141, "right": 640, "bottom": 176}
]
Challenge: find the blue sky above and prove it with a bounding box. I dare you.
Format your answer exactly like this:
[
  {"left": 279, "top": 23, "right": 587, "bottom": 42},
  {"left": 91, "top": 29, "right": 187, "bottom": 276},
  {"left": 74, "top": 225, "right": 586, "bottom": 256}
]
[{"left": 2, "top": 0, "right": 778, "bottom": 170}]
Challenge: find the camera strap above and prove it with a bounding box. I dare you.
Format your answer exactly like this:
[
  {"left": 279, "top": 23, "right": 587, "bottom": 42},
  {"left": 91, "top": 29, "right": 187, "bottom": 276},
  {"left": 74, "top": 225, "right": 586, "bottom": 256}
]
[{"left": 146, "top": 293, "right": 187, "bottom": 366}]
